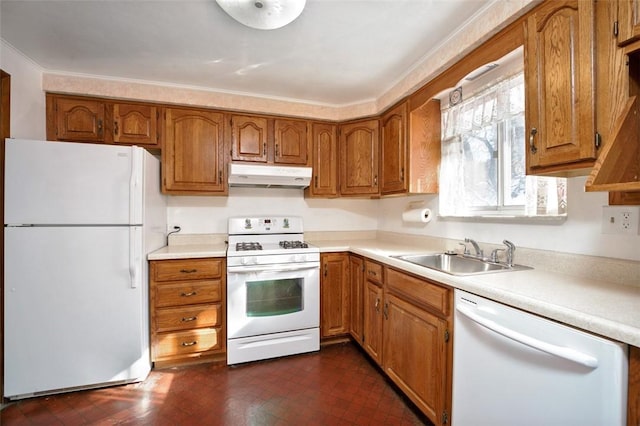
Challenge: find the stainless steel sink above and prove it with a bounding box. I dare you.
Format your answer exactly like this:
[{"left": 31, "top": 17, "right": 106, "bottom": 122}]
[{"left": 391, "top": 253, "right": 532, "bottom": 276}]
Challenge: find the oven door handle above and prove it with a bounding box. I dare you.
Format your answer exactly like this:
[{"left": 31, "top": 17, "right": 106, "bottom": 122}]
[{"left": 228, "top": 263, "right": 319, "bottom": 274}]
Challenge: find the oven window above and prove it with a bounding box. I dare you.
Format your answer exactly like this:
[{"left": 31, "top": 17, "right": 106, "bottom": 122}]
[{"left": 246, "top": 278, "right": 303, "bottom": 317}]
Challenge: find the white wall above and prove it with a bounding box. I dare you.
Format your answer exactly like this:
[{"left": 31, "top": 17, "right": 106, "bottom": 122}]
[
  {"left": 0, "top": 40, "right": 45, "bottom": 140},
  {"left": 377, "top": 176, "right": 640, "bottom": 262},
  {"left": 167, "top": 187, "right": 379, "bottom": 234}
]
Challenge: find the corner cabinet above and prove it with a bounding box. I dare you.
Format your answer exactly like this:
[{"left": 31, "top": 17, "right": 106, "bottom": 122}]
[
  {"left": 381, "top": 102, "right": 408, "bottom": 195},
  {"left": 306, "top": 122, "right": 339, "bottom": 198},
  {"left": 348, "top": 255, "right": 365, "bottom": 343},
  {"left": 524, "top": 0, "right": 597, "bottom": 174},
  {"left": 320, "top": 253, "right": 350, "bottom": 338},
  {"left": 162, "top": 108, "right": 227, "bottom": 195},
  {"left": 149, "top": 258, "right": 226, "bottom": 367},
  {"left": 339, "top": 119, "right": 380, "bottom": 197}
]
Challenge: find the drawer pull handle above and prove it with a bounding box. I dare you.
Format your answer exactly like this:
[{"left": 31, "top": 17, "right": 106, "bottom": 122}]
[
  {"left": 368, "top": 270, "right": 377, "bottom": 276},
  {"left": 181, "top": 341, "right": 197, "bottom": 347},
  {"left": 181, "top": 291, "right": 197, "bottom": 297},
  {"left": 181, "top": 316, "right": 197, "bottom": 322},
  {"left": 180, "top": 269, "right": 198, "bottom": 273}
]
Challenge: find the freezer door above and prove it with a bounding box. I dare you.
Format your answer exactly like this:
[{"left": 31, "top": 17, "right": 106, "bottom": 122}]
[
  {"left": 4, "top": 139, "right": 143, "bottom": 225},
  {"left": 3, "top": 226, "right": 149, "bottom": 398}
]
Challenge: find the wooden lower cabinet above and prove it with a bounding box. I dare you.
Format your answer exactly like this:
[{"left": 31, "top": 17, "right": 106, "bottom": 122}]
[
  {"left": 362, "top": 279, "right": 383, "bottom": 364},
  {"left": 150, "top": 258, "right": 226, "bottom": 367},
  {"left": 351, "top": 260, "right": 452, "bottom": 426},
  {"left": 383, "top": 293, "right": 449, "bottom": 425},
  {"left": 320, "top": 252, "right": 350, "bottom": 338},
  {"left": 348, "top": 255, "right": 365, "bottom": 343},
  {"left": 629, "top": 345, "right": 640, "bottom": 426}
]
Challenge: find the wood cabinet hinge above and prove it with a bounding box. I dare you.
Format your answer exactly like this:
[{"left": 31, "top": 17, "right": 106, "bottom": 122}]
[
  {"left": 614, "top": 20, "right": 619, "bottom": 37},
  {"left": 594, "top": 131, "right": 602, "bottom": 150},
  {"left": 444, "top": 329, "right": 450, "bottom": 343},
  {"left": 442, "top": 410, "right": 449, "bottom": 424}
]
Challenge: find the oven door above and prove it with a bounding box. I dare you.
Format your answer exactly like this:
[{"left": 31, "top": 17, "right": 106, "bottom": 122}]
[{"left": 227, "top": 261, "right": 320, "bottom": 339}]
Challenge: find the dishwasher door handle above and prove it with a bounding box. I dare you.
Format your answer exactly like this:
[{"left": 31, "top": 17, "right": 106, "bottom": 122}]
[{"left": 456, "top": 304, "right": 599, "bottom": 369}]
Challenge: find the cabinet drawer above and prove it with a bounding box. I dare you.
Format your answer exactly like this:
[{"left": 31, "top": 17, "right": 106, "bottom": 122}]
[
  {"left": 155, "top": 304, "right": 222, "bottom": 333},
  {"left": 155, "top": 328, "right": 222, "bottom": 358},
  {"left": 385, "top": 268, "right": 450, "bottom": 316},
  {"left": 155, "top": 280, "right": 222, "bottom": 307},
  {"left": 153, "top": 259, "right": 222, "bottom": 282},
  {"left": 365, "top": 260, "right": 383, "bottom": 285}
]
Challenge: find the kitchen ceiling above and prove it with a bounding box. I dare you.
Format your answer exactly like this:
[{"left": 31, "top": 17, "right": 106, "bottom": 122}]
[{"left": 0, "top": 0, "right": 491, "bottom": 106}]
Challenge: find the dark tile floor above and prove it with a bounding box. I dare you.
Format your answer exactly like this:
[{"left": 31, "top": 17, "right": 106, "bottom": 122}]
[{"left": 1, "top": 343, "right": 432, "bottom": 425}]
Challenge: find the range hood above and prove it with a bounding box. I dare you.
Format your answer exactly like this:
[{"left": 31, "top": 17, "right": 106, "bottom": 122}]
[{"left": 228, "top": 163, "right": 312, "bottom": 189}]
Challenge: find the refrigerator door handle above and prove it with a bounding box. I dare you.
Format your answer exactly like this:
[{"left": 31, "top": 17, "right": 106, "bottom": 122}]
[
  {"left": 456, "top": 304, "right": 599, "bottom": 369},
  {"left": 129, "top": 147, "right": 142, "bottom": 225},
  {"left": 129, "top": 227, "right": 141, "bottom": 288}
]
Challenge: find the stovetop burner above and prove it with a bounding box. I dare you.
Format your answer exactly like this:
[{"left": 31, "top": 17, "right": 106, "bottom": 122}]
[
  {"left": 236, "top": 242, "right": 263, "bottom": 251},
  {"left": 279, "top": 240, "right": 309, "bottom": 249}
]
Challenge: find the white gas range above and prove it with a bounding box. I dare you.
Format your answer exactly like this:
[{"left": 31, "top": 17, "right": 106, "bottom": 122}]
[{"left": 226, "top": 216, "right": 320, "bottom": 365}]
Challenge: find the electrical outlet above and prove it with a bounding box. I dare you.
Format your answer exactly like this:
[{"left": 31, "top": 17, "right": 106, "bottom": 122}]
[
  {"left": 167, "top": 224, "right": 182, "bottom": 234},
  {"left": 602, "top": 206, "right": 640, "bottom": 235}
]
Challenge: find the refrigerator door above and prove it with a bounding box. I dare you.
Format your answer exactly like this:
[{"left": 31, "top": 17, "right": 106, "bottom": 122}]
[
  {"left": 4, "top": 226, "right": 149, "bottom": 398},
  {"left": 4, "top": 139, "right": 142, "bottom": 225}
]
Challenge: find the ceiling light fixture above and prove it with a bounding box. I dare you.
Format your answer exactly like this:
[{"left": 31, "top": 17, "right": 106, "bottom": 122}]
[{"left": 216, "top": 0, "right": 306, "bottom": 30}]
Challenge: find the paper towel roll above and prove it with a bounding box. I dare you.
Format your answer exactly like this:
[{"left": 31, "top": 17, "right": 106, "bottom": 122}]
[{"left": 402, "top": 208, "right": 432, "bottom": 223}]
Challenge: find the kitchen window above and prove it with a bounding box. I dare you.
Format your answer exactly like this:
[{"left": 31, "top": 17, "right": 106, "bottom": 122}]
[{"left": 439, "top": 69, "right": 567, "bottom": 218}]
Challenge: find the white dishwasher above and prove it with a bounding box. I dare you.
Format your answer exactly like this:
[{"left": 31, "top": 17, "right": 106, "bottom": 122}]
[{"left": 452, "top": 289, "right": 628, "bottom": 426}]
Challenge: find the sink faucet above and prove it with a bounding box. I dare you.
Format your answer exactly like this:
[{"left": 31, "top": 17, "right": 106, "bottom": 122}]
[
  {"left": 503, "top": 240, "right": 516, "bottom": 267},
  {"left": 464, "top": 238, "right": 483, "bottom": 259}
]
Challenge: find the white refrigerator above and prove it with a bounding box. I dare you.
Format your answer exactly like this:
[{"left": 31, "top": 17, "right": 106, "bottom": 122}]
[{"left": 4, "top": 138, "right": 167, "bottom": 399}]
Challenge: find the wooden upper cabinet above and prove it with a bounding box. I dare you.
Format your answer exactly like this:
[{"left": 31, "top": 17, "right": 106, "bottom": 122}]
[
  {"left": 617, "top": 0, "right": 640, "bottom": 46},
  {"left": 524, "top": 0, "right": 597, "bottom": 174},
  {"left": 49, "top": 96, "right": 105, "bottom": 142},
  {"left": 339, "top": 119, "right": 380, "bottom": 196},
  {"left": 274, "top": 119, "right": 308, "bottom": 165},
  {"left": 112, "top": 103, "right": 158, "bottom": 147},
  {"left": 306, "top": 122, "right": 338, "bottom": 198},
  {"left": 231, "top": 115, "right": 268, "bottom": 163},
  {"left": 381, "top": 102, "right": 408, "bottom": 195},
  {"left": 162, "top": 108, "right": 227, "bottom": 195}
]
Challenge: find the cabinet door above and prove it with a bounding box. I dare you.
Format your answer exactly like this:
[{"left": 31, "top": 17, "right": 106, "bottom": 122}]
[
  {"left": 363, "top": 280, "right": 383, "bottom": 365},
  {"left": 231, "top": 115, "right": 268, "bottom": 163},
  {"left": 617, "top": 0, "right": 640, "bottom": 45},
  {"left": 274, "top": 119, "right": 308, "bottom": 165},
  {"left": 339, "top": 119, "right": 380, "bottom": 196},
  {"left": 113, "top": 103, "right": 158, "bottom": 146},
  {"left": 320, "top": 253, "right": 350, "bottom": 338},
  {"left": 162, "top": 108, "right": 227, "bottom": 194},
  {"left": 383, "top": 293, "right": 448, "bottom": 425},
  {"left": 525, "top": 0, "right": 596, "bottom": 173},
  {"left": 308, "top": 122, "right": 338, "bottom": 197},
  {"left": 52, "top": 97, "right": 105, "bottom": 142},
  {"left": 348, "top": 255, "right": 364, "bottom": 343},
  {"left": 381, "top": 102, "right": 407, "bottom": 195}
]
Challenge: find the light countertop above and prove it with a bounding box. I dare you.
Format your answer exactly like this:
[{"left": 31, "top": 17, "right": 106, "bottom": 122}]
[{"left": 148, "top": 238, "right": 640, "bottom": 347}]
